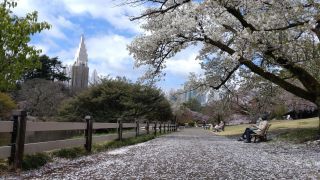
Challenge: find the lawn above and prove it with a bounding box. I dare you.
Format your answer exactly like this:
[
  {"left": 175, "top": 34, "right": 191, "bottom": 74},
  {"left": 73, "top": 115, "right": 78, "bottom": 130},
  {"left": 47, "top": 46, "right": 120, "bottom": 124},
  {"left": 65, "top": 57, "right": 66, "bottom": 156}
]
[{"left": 217, "top": 117, "right": 319, "bottom": 143}]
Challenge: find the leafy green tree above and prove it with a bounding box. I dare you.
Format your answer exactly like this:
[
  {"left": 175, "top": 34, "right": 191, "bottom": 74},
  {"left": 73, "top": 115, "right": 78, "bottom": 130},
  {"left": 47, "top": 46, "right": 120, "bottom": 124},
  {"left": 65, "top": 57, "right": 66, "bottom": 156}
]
[
  {"left": 146, "top": 98, "right": 173, "bottom": 121},
  {"left": 58, "top": 77, "right": 173, "bottom": 122},
  {"left": 23, "top": 55, "right": 69, "bottom": 82},
  {"left": 0, "top": 1, "right": 50, "bottom": 91}
]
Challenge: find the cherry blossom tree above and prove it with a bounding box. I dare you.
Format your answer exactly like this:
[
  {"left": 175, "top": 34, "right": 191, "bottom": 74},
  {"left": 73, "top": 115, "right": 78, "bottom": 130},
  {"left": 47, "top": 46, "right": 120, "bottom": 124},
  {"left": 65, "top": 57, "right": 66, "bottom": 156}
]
[{"left": 126, "top": 0, "right": 320, "bottom": 134}]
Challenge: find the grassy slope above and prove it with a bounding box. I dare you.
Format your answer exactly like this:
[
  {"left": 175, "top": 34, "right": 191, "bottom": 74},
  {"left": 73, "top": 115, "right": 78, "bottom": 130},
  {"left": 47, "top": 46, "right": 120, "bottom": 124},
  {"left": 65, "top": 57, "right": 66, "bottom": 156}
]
[{"left": 217, "top": 117, "right": 319, "bottom": 143}]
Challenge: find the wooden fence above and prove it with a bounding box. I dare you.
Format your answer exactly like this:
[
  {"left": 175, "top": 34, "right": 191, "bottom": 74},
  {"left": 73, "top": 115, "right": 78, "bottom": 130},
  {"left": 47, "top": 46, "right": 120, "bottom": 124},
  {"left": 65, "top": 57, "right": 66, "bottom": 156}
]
[{"left": 0, "top": 110, "right": 177, "bottom": 170}]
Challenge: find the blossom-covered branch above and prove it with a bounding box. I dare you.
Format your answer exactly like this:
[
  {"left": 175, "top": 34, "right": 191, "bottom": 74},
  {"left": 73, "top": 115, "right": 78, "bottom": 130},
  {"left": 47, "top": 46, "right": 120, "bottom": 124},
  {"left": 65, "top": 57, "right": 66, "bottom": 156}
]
[{"left": 126, "top": 0, "right": 320, "bottom": 110}]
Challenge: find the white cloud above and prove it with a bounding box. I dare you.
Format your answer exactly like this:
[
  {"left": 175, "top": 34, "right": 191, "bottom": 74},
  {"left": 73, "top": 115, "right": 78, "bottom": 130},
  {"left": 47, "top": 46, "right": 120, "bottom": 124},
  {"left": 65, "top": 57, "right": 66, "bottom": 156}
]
[
  {"left": 13, "top": 0, "right": 77, "bottom": 40},
  {"left": 166, "top": 55, "right": 202, "bottom": 78},
  {"left": 30, "top": 38, "right": 60, "bottom": 56},
  {"left": 55, "top": 48, "right": 78, "bottom": 65},
  {"left": 31, "top": 43, "right": 49, "bottom": 55},
  {"left": 85, "top": 35, "right": 203, "bottom": 88},
  {"left": 165, "top": 46, "right": 203, "bottom": 78},
  {"left": 61, "top": 0, "right": 143, "bottom": 33},
  {"left": 55, "top": 16, "right": 75, "bottom": 29},
  {"left": 84, "top": 34, "right": 143, "bottom": 79},
  {"left": 86, "top": 34, "right": 131, "bottom": 62}
]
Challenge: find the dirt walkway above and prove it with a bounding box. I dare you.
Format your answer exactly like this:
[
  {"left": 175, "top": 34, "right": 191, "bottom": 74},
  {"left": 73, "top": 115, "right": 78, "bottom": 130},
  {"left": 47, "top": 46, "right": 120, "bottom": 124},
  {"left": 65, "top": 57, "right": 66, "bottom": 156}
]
[{"left": 2, "top": 128, "right": 320, "bottom": 179}]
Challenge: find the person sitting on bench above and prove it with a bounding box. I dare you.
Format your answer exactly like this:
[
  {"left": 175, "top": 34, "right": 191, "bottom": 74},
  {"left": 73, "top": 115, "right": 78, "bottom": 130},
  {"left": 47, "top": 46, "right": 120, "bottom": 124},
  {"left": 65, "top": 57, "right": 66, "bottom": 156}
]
[
  {"left": 239, "top": 117, "right": 268, "bottom": 143},
  {"left": 214, "top": 121, "right": 225, "bottom": 132}
]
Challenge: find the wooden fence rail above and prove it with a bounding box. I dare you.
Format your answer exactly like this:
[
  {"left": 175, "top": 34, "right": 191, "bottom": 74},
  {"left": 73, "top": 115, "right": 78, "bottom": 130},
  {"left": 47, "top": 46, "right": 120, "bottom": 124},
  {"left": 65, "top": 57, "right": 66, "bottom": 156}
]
[{"left": 0, "top": 110, "right": 177, "bottom": 170}]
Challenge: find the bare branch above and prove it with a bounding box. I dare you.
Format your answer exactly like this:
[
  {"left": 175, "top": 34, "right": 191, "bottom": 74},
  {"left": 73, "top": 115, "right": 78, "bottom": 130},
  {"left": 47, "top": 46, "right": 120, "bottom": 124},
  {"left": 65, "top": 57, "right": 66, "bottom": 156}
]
[
  {"left": 264, "top": 21, "right": 308, "bottom": 31},
  {"left": 209, "top": 64, "right": 240, "bottom": 90},
  {"left": 130, "top": 0, "right": 190, "bottom": 21}
]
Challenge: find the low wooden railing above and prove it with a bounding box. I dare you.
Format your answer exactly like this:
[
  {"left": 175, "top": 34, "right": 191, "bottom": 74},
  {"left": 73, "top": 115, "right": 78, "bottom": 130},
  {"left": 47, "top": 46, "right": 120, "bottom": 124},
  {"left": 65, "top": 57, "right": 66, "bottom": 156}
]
[{"left": 0, "top": 110, "right": 177, "bottom": 170}]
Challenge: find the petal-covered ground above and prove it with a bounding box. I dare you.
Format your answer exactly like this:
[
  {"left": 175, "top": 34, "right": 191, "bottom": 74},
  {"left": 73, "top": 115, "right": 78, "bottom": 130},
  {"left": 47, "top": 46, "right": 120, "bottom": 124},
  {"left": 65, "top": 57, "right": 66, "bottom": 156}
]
[{"left": 2, "top": 128, "right": 320, "bottom": 179}]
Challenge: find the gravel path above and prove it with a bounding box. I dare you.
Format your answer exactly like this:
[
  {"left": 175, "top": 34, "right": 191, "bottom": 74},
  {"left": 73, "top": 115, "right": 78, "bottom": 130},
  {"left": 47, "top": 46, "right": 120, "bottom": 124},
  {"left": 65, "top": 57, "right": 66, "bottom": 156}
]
[{"left": 2, "top": 128, "right": 320, "bottom": 179}]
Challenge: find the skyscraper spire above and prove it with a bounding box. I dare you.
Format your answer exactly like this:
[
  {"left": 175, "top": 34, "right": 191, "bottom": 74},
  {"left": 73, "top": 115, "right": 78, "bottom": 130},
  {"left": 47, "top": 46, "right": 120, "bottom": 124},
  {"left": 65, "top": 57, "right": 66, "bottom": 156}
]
[
  {"left": 75, "top": 34, "right": 88, "bottom": 66},
  {"left": 71, "top": 35, "right": 89, "bottom": 92}
]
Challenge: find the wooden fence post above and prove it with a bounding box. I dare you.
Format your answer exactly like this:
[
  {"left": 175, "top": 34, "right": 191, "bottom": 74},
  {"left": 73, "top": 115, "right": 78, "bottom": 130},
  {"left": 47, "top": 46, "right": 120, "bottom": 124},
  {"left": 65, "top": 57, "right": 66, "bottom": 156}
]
[
  {"left": 9, "top": 110, "right": 27, "bottom": 171},
  {"left": 174, "top": 116, "right": 177, "bottom": 132},
  {"left": 135, "top": 119, "right": 139, "bottom": 137},
  {"left": 159, "top": 122, "right": 162, "bottom": 134},
  {"left": 84, "top": 116, "right": 93, "bottom": 153},
  {"left": 118, "top": 119, "right": 123, "bottom": 141},
  {"left": 154, "top": 121, "right": 157, "bottom": 136},
  {"left": 146, "top": 121, "right": 149, "bottom": 134}
]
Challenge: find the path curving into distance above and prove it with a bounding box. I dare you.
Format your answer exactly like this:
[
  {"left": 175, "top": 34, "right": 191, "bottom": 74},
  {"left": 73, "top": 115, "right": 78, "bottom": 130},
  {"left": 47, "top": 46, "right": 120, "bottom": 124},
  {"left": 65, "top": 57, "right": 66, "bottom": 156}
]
[{"left": 2, "top": 128, "right": 320, "bottom": 179}]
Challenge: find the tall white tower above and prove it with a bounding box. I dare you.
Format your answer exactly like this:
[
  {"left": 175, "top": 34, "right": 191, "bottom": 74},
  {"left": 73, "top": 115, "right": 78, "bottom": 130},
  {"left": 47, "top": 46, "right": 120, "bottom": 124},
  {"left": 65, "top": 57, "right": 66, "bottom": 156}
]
[
  {"left": 71, "top": 35, "right": 89, "bottom": 92},
  {"left": 91, "top": 69, "right": 99, "bottom": 85}
]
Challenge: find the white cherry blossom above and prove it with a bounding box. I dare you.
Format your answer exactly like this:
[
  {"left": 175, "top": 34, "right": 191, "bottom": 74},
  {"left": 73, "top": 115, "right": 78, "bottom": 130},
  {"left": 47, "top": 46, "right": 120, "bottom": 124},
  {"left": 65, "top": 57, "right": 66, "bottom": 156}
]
[{"left": 126, "top": 0, "right": 320, "bottom": 110}]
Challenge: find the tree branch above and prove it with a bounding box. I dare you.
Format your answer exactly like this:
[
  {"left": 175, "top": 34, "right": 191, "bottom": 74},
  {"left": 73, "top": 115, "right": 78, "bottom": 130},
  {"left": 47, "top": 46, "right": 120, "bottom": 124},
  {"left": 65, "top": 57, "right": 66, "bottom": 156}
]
[
  {"left": 224, "top": 6, "right": 257, "bottom": 31},
  {"left": 130, "top": 0, "right": 190, "bottom": 21},
  {"left": 177, "top": 33, "right": 314, "bottom": 101},
  {"left": 264, "top": 50, "right": 320, "bottom": 95},
  {"left": 240, "top": 59, "right": 315, "bottom": 102},
  {"left": 209, "top": 64, "right": 240, "bottom": 90},
  {"left": 264, "top": 21, "right": 307, "bottom": 31},
  {"left": 311, "top": 20, "right": 320, "bottom": 41}
]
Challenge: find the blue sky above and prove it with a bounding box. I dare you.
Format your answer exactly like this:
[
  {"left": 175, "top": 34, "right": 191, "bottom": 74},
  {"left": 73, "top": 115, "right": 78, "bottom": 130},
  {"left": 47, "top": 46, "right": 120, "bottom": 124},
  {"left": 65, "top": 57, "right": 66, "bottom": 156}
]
[{"left": 13, "top": 0, "right": 202, "bottom": 92}]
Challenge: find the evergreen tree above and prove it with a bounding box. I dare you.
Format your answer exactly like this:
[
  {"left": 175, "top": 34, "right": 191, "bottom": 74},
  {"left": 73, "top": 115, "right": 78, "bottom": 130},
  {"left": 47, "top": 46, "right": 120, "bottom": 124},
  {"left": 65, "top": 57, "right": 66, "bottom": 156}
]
[{"left": 23, "top": 55, "right": 70, "bottom": 82}]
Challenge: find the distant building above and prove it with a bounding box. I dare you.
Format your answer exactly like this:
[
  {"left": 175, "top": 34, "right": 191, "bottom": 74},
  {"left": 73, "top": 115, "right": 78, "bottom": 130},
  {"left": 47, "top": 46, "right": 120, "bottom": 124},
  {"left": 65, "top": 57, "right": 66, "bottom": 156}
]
[
  {"left": 183, "top": 89, "right": 208, "bottom": 106},
  {"left": 170, "top": 88, "right": 208, "bottom": 106},
  {"left": 71, "top": 35, "right": 89, "bottom": 92},
  {"left": 90, "top": 69, "right": 99, "bottom": 85}
]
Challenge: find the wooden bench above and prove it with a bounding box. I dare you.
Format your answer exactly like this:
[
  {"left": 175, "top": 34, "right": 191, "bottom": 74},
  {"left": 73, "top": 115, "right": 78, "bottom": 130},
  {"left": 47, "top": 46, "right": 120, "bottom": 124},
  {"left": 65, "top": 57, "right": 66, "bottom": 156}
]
[
  {"left": 252, "top": 124, "right": 271, "bottom": 143},
  {"left": 213, "top": 123, "right": 225, "bottom": 132}
]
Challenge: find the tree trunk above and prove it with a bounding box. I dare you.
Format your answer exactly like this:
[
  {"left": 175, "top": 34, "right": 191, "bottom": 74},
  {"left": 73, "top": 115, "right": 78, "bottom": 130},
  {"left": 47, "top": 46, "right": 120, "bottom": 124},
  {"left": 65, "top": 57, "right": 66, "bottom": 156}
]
[
  {"left": 316, "top": 99, "right": 320, "bottom": 139},
  {"left": 318, "top": 105, "right": 320, "bottom": 139}
]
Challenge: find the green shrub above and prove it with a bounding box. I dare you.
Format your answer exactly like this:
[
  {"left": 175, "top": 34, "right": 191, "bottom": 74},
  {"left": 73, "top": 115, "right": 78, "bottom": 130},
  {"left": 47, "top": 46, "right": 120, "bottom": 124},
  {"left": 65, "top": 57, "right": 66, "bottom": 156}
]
[
  {"left": 22, "top": 153, "right": 51, "bottom": 170},
  {"left": 94, "top": 134, "right": 155, "bottom": 152},
  {"left": 51, "top": 147, "right": 87, "bottom": 159},
  {"left": 58, "top": 77, "right": 173, "bottom": 122},
  {"left": 0, "top": 92, "right": 16, "bottom": 119},
  {"left": 188, "top": 122, "right": 195, "bottom": 127},
  {"left": 0, "top": 159, "right": 8, "bottom": 172}
]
